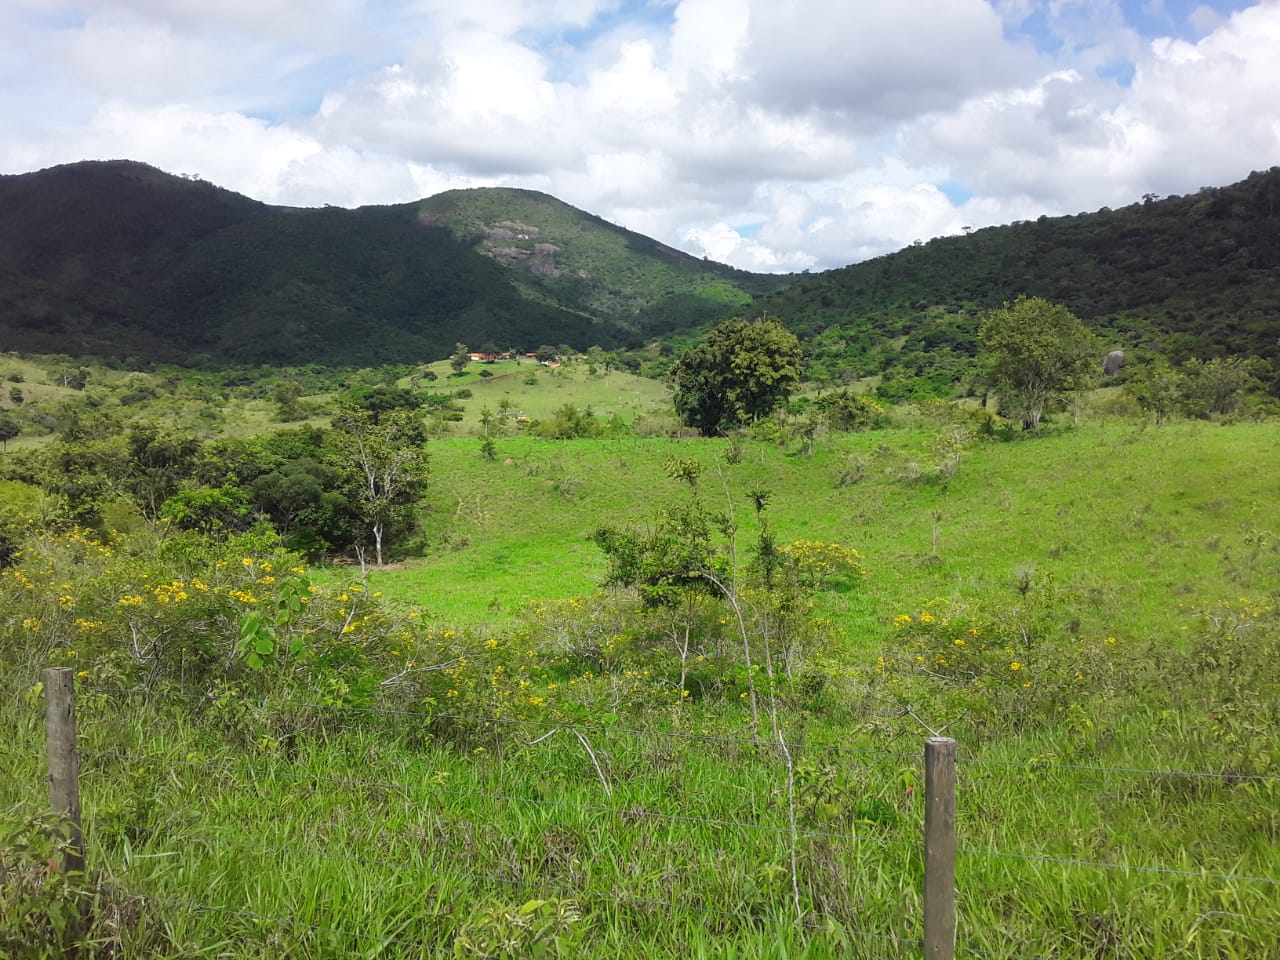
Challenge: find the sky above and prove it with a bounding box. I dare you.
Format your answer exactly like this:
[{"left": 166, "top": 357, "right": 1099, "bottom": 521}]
[{"left": 2, "top": 0, "right": 1278, "bottom": 273}]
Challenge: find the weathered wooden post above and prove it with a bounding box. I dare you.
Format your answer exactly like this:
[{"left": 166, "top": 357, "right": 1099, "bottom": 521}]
[
  {"left": 923, "top": 736, "right": 957, "bottom": 960},
  {"left": 43, "top": 666, "right": 85, "bottom": 874}
]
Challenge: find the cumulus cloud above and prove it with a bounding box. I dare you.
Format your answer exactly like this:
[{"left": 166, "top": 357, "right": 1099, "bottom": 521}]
[
  {"left": 738, "top": 0, "right": 1032, "bottom": 124},
  {"left": 0, "top": 0, "right": 1276, "bottom": 273},
  {"left": 900, "top": 1, "right": 1280, "bottom": 221}
]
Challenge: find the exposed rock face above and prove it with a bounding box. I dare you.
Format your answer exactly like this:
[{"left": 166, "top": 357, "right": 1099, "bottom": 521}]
[{"left": 1103, "top": 350, "right": 1125, "bottom": 376}]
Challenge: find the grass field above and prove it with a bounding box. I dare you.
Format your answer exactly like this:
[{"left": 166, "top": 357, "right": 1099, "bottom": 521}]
[
  {"left": 370, "top": 418, "right": 1279, "bottom": 647},
  {"left": 3, "top": 372, "right": 1279, "bottom": 958}
]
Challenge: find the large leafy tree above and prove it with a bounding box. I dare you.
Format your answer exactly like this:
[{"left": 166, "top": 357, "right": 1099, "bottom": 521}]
[
  {"left": 332, "top": 408, "right": 429, "bottom": 567},
  {"left": 0, "top": 411, "right": 19, "bottom": 452},
  {"left": 978, "top": 296, "right": 1100, "bottom": 430},
  {"left": 670, "top": 317, "right": 803, "bottom": 436}
]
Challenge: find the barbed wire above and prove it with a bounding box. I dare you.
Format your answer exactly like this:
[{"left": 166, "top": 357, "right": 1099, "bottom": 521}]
[
  {"left": 83, "top": 749, "right": 920, "bottom": 851},
  {"left": 132, "top": 894, "right": 452, "bottom": 955},
  {"left": 957, "top": 846, "right": 1280, "bottom": 886},
  {"left": 82, "top": 747, "right": 1278, "bottom": 889},
  {"left": 115, "top": 832, "right": 922, "bottom": 947},
  {"left": 88, "top": 685, "right": 918, "bottom": 761},
  {"left": 958, "top": 756, "right": 1280, "bottom": 784},
  {"left": 85, "top": 686, "right": 1280, "bottom": 782}
]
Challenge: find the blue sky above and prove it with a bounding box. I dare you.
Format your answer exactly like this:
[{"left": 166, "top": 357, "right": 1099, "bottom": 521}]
[{"left": 1, "top": 0, "right": 1276, "bottom": 271}]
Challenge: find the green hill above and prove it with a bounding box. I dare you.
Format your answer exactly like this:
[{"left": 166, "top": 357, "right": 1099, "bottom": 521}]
[
  {"left": 416, "top": 187, "right": 784, "bottom": 336},
  {"left": 3, "top": 160, "right": 1278, "bottom": 381},
  {"left": 0, "top": 162, "right": 773, "bottom": 366},
  {"left": 751, "top": 168, "right": 1280, "bottom": 392}
]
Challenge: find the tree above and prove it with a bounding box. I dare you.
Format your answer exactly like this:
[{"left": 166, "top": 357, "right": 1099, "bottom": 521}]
[
  {"left": 1126, "top": 360, "right": 1182, "bottom": 425},
  {"left": 0, "top": 411, "right": 19, "bottom": 451},
  {"left": 450, "top": 343, "right": 470, "bottom": 376},
  {"left": 669, "top": 317, "right": 803, "bottom": 436},
  {"left": 978, "top": 297, "right": 1099, "bottom": 430},
  {"left": 1178, "top": 356, "right": 1260, "bottom": 418},
  {"left": 333, "top": 408, "right": 429, "bottom": 567},
  {"left": 122, "top": 422, "right": 203, "bottom": 520}
]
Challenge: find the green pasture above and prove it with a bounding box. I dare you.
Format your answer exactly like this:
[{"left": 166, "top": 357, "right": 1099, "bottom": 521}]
[
  {"left": 369, "top": 418, "right": 1279, "bottom": 653},
  {"left": 3, "top": 352, "right": 1279, "bottom": 958}
]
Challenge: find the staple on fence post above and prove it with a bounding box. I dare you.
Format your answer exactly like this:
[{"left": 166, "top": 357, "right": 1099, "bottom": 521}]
[
  {"left": 923, "top": 736, "right": 957, "bottom": 960},
  {"left": 43, "top": 666, "right": 85, "bottom": 875}
]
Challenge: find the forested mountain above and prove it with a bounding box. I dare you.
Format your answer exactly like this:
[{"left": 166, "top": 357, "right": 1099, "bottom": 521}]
[
  {"left": 1, "top": 160, "right": 1277, "bottom": 377},
  {"left": 749, "top": 168, "right": 1280, "bottom": 393},
  {"left": 0, "top": 161, "right": 774, "bottom": 366}
]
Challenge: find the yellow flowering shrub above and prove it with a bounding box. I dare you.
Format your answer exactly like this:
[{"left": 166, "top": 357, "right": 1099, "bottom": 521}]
[
  {"left": 880, "top": 597, "right": 1126, "bottom": 733},
  {"left": 778, "top": 540, "right": 866, "bottom": 588}
]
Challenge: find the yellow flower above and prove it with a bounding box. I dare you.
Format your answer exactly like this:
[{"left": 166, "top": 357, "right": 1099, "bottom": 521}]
[
  {"left": 1009, "top": 661, "right": 1023, "bottom": 671},
  {"left": 919, "top": 613, "right": 935, "bottom": 623},
  {"left": 485, "top": 638, "right": 500, "bottom": 650},
  {"left": 1104, "top": 636, "right": 1117, "bottom": 645},
  {"left": 241, "top": 557, "right": 254, "bottom": 567},
  {"left": 953, "top": 638, "right": 965, "bottom": 646}
]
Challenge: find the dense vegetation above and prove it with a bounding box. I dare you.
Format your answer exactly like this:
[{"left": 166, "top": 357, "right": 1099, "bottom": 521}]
[
  {"left": 1, "top": 349, "right": 1278, "bottom": 957},
  {"left": 0, "top": 162, "right": 780, "bottom": 367},
  {"left": 418, "top": 188, "right": 786, "bottom": 336},
  {"left": 4, "top": 161, "right": 1280, "bottom": 409},
  {"left": 751, "top": 167, "right": 1280, "bottom": 398}
]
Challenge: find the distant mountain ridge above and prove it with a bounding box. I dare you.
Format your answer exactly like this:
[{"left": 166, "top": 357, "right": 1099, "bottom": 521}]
[
  {"left": 0, "top": 160, "right": 776, "bottom": 366},
  {"left": 748, "top": 167, "right": 1280, "bottom": 389},
  {"left": 1, "top": 159, "right": 1277, "bottom": 375}
]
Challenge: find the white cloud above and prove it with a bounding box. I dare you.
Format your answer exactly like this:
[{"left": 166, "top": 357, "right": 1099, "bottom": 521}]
[
  {"left": 899, "top": 2, "right": 1280, "bottom": 222},
  {"left": 0, "top": 0, "right": 1276, "bottom": 273},
  {"left": 738, "top": 0, "right": 1032, "bottom": 123}
]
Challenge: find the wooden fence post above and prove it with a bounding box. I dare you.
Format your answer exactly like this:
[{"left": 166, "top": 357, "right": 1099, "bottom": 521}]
[
  {"left": 43, "top": 666, "right": 85, "bottom": 874},
  {"left": 923, "top": 736, "right": 957, "bottom": 960}
]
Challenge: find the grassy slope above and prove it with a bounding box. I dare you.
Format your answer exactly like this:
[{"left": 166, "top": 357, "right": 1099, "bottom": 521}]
[
  {"left": 416, "top": 188, "right": 783, "bottom": 335},
  {"left": 373, "top": 418, "right": 1279, "bottom": 653},
  {"left": 4, "top": 415, "right": 1278, "bottom": 958},
  {"left": 3, "top": 367, "right": 1279, "bottom": 957}
]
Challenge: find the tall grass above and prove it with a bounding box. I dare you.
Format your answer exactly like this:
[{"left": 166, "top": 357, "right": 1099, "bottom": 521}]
[{"left": 4, "top": 416, "right": 1279, "bottom": 958}]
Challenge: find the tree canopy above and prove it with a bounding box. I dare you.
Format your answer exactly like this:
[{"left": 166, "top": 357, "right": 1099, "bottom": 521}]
[
  {"left": 978, "top": 296, "right": 1100, "bottom": 430},
  {"left": 670, "top": 317, "right": 803, "bottom": 436}
]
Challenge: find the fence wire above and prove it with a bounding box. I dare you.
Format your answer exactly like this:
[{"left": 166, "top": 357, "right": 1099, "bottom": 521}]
[
  {"left": 88, "top": 685, "right": 1280, "bottom": 782},
  {"left": 117, "top": 833, "right": 921, "bottom": 943},
  {"left": 83, "top": 748, "right": 920, "bottom": 851},
  {"left": 90, "top": 685, "right": 919, "bottom": 761}
]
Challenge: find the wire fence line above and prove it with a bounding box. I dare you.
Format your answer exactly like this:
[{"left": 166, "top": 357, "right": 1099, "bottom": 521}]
[
  {"left": 87, "top": 684, "right": 1280, "bottom": 783},
  {"left": 24, "top": 669, "right": 1280, "bottom": 959},
  {"left": 81, "top": 746, "right": 1280, "bottom": 887},
  {"left": 81, "top": 748, "right": 920, "bottom": 851},
  {"left": 90, "top": 685, "right": 920, "bottom": 761},
  {"left": 119, "top": 832, "right": 917, "bottom": 939},
  {"left": 955, "top": 847, "right": 1280, "bottom": 887}
]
